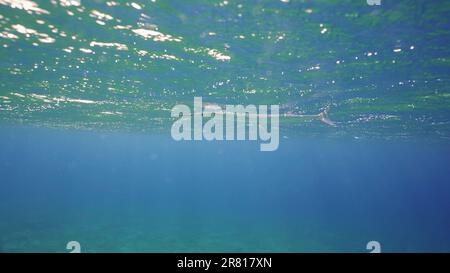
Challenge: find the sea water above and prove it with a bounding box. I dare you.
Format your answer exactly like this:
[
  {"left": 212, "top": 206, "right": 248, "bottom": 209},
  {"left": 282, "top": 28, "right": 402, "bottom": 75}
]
[
  {"left": 1, "top": 127, "right": 450, "bottom": 252},
  {"left": 0, "top": 0, "right": 450, "bottom": 252}
]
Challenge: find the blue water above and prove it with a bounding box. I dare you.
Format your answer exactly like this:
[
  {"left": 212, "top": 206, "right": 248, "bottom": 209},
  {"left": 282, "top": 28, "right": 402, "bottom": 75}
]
[
  {"left": 0, "top": 126, "right": 449, "bottom": 252},
  {"left": 1, "top": 0, "right": 450, "bottom": 252}
]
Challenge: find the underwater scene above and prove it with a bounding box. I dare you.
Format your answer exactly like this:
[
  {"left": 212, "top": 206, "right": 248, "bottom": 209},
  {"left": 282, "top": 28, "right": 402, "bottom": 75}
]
[{"left": 0, "top": 0, "right": 450, "bottom": 252}]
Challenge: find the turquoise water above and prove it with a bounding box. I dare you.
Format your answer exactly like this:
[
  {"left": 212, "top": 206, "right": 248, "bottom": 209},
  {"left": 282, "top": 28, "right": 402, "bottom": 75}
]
[{"left": 0, "top": 0, "right": 450, "bottom": 252}]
